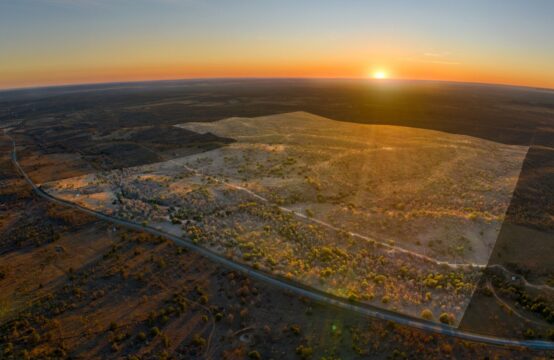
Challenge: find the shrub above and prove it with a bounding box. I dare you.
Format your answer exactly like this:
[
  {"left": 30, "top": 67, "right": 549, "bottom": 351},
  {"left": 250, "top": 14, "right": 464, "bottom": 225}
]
[
  {"left": 290, "top": 324, "right": 301, "bottom": 335},
  {"left": 421, "top": 309, "right": 433, "bottom": 320},
  {"left": 137, "top": 332, "right": 147, "bottom": 342},
  {"left": 191, "top": 334, "right": 206, "bottom": 347},
  {"left": 240, "top": 308, "right": 249, "bottom": 318},
  {"left": 3, "top": 342, "right": 13, "bottom": 355},
  {"left": 348, "top": 293, "right": 359, "bottom": 302},
  {"left": 523, "top": 328, "right": 535, "bottom": 339},
  {"left": 296, "top": 345, "right": 313, "bottom": 359},
  {"left": 21, "top": 349, "right": 30, "bottom": 360},
  {"left": 150, "top": 327, "right": 161, "bottom": 337},
  {"left": 439, "top": 312, "right": 451, "bottom": 325},
  {"left": 31, "top": 331, "right": 41, "bottom": 343},
  {"left": 321, "top": 268, "right": 333, "bottom": 278}
]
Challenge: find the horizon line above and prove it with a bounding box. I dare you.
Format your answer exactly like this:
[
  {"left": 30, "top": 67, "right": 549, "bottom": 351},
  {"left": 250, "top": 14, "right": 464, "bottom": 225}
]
[{"left": 1, "top": 76, "right": 553, "bottom": 94}]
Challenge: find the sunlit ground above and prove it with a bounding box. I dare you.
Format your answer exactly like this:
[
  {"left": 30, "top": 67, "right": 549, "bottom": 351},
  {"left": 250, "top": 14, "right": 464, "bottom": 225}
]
[{"left": 42, "top": 112, "right": 528, "bottom": 325}]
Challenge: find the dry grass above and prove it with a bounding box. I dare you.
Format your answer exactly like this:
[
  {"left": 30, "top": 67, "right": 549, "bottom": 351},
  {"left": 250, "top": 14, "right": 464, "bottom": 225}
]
[{"left": 41, "top": 112, "right": 529, "bottom": 325}]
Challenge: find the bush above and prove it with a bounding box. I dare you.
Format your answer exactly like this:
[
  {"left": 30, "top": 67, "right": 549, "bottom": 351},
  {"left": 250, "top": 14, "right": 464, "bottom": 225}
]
[
  {"left": 151, "top": 326, "right": 161, "bottom": 337},
  {"left": 3, "top": 342, "right": 13, "bottom": 355},
  {"left": 296, "top": 345, "right": 313, "bottom": 359},
  {"left": 290, "top": 324, "right": 301, "bottom": 335},
  {"left": 523, "top": 328, "right": 535, "bottom": 339},
  {"left": 240, "top": 308, "right": 249, "bottom": 318},
  {"left": 21, "top": 349, "right": 30, "bottom": 360},
  {"left": 248, "top": 350, "right": 261, "bottom": 359},
  {"left": 439, "top": 312, "right": 451, "bottom": 325},
  {"left": 191, "top": 334, "right": 206, "bottom": 347},
  {"left": 421, "top": 309, "right": 433, "bottom": 320},
  {"left": 137, "top": 332, "right": 147, "bottom": 342},
  {"left": 31, "top": 331, "right": 41, "bottom": 344}
]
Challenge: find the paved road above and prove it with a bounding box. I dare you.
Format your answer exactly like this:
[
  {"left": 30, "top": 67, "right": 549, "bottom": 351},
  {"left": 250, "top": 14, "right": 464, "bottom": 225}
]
[{"left": 6, "top": 131, "right": 554, "bottom": 351}]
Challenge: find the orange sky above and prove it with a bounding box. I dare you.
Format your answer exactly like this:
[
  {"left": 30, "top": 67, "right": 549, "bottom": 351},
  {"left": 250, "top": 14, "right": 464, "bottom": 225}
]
[
  {"left": 3, "top": 61, "right": 551, "bottom": 91},
  {"left": 1, "top": 1, "right": 553, "bottom": 90}
]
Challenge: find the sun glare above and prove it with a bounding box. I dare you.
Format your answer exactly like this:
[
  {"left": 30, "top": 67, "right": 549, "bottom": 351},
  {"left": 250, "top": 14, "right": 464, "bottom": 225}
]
[{"left": 373, "top": 70, "right": 387, "bottom": 79}]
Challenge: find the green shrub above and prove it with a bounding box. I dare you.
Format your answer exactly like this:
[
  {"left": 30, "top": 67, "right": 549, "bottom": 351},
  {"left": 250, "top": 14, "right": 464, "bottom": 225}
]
[
  {"left": 439, "top": 312, "right": 452, "bottom": 325},
  {"left": 421, "top": 309, "right": 433, "bottom": 320}
]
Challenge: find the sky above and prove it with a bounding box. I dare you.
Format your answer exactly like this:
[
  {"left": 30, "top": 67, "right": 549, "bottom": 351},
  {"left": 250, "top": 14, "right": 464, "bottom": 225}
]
[{"left": 1, "top": 0, "right": 554, "bottom": 89}]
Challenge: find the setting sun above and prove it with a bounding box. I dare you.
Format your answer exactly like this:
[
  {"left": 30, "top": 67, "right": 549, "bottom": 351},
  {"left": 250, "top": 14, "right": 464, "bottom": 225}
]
[{"left": 373, "top": 70, "right": 388, "bottom": 79}]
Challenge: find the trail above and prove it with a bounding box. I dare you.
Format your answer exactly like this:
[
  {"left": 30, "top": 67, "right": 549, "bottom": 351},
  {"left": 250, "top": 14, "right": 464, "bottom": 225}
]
[
  {"left": 486, "top": 281, "right": 547, "bottom": 327},
  {"left": 488, "top": 264, "right": 554, "bottom": 292},
  {"left": 181, "top": 162, "right": 486, "bottom": 270}
]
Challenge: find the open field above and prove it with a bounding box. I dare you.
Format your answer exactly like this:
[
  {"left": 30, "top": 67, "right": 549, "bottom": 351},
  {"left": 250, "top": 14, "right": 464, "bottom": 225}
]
[
  {"left": 177, "top": 111, "right": 527, "bottom": 265},
  {"left": 42, "top": 111, "right": 528, "bottom": 325}
]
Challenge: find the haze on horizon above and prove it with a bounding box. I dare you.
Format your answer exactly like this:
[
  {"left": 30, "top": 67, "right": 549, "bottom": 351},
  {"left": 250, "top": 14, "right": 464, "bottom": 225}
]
[{"left": 1, "top": 0, "right": 554, "bottom": 90}]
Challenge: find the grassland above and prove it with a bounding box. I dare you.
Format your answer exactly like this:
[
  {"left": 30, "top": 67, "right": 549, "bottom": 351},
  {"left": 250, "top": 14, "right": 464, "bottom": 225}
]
[{"left": 42, "top": 112, "right": 528, "bottom": 325}]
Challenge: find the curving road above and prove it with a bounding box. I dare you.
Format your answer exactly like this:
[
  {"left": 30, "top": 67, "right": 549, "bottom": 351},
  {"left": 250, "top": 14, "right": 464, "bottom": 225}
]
[{"left": 5, "top": 130, "right": 554, "bottom": 351}]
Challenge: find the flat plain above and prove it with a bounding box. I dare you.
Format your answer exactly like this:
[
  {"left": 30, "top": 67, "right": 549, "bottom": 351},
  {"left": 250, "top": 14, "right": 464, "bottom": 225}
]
[
  {"left": 1, "top": 79, "right": 553, "bottom": 358},
  {"left": 42, "top": 111, "right": 528, "bottom": 325}
]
